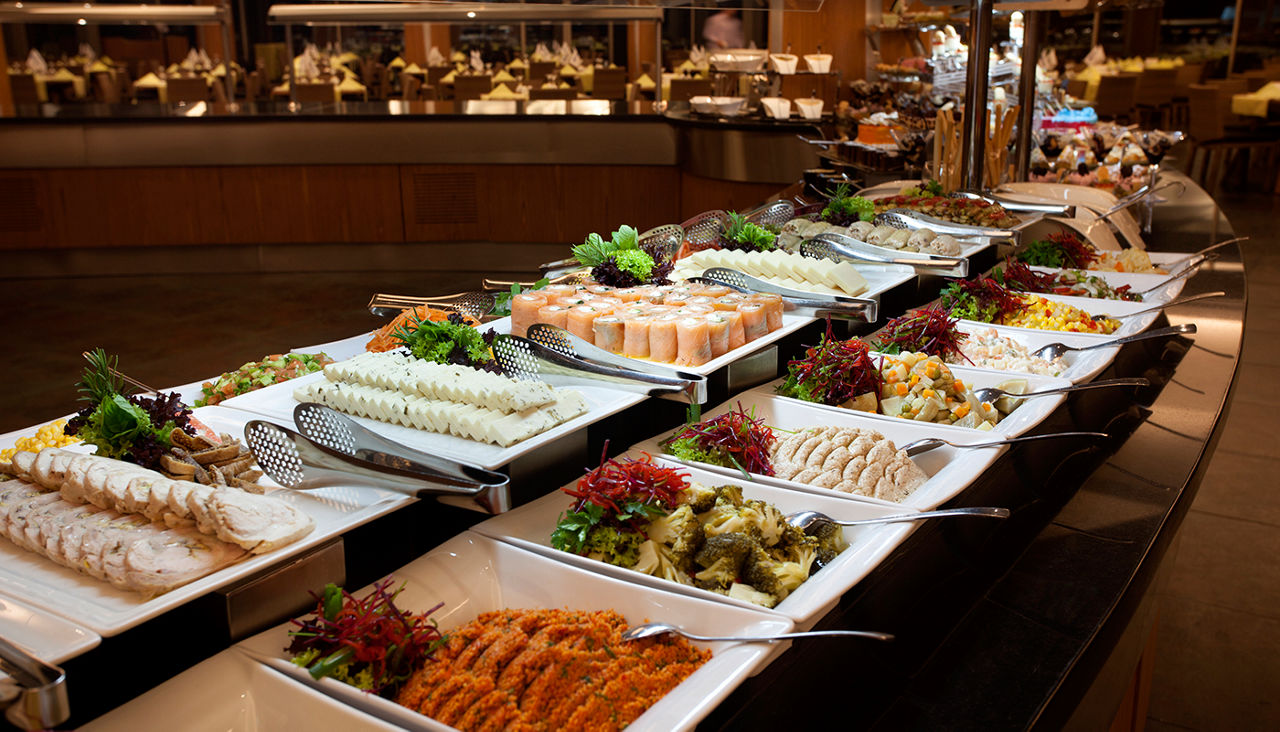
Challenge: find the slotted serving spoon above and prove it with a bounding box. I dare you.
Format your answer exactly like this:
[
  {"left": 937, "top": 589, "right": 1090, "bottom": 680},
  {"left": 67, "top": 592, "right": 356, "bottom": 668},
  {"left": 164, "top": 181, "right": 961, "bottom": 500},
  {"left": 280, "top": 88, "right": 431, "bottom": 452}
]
[
  {"left": 537, "top": 223, "right": 688, "bottom": 278},
  {"left": 1033, "top": 324, "right": 1196, "bottom": 360},
  {"left": 971, "top": 377, "right": 1148, "bottom": 405},
  {"left": 785, "top": 506, "right": 1011, "bottom": 533},
  {"left": 801, "top": 232, "right": 969, "bottom": 277},
  {"left": 620, "top": 622, "right": 894, "bottom": 644},
  {"left": 695, "top": 267, "right": 879, "bottom": 321},
  {"left": 743, "top": 199, "right": 796, "bottom": 228},
  {"left": 243, "top": 415, "right": 511, "bottom": 513},
  {"left": 899, "top": 431, "right": 1109, "bottom": 457},
  {"left": 1090, "top": 291, "right": 1226, "bottom": 321}
]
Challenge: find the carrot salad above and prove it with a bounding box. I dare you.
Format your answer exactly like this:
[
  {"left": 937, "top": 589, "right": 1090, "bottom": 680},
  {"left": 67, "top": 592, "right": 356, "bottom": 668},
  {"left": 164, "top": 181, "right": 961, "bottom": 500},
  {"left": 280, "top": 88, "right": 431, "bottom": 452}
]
[
  {"left": 366, "top": 306, "right": 479, "bottom": 353},
  {"left": 395, "top": 608, "right": 709, "bottom": 731}
]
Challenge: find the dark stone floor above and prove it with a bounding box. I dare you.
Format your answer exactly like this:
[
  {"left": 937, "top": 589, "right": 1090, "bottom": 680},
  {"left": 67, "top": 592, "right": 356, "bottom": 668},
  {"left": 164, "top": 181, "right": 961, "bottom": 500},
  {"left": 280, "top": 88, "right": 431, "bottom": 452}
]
[{"left": 0, "top": 194, "right": 1276, "bottom": 731}]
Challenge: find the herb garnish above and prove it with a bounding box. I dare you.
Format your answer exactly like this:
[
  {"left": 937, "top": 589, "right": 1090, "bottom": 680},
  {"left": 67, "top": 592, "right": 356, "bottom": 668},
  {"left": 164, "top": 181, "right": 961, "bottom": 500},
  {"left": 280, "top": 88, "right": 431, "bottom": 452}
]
[
  {"left": 820, "top": 183, "right": 875, "bottom": 226},
  {"left": 662, "top": 403, "right": 777, "bottom": 477}
]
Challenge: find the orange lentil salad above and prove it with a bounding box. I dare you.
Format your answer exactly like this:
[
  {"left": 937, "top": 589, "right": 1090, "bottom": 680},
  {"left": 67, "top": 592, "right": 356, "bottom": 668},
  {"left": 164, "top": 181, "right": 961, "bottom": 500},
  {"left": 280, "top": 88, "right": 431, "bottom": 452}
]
[{"left": 395, "top": 608, "right": 710, "bottom": 731}]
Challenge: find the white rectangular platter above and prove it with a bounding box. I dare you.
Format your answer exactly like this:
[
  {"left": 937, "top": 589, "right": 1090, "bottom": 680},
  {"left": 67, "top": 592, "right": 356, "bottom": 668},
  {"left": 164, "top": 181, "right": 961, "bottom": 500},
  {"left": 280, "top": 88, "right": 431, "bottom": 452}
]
[
  {"left": 955, "top": 320, "right": 1118, "bottom": 384},
  {"left": 753, "top": 365, "right": 1071, "bottom": 439},
  {"left": 218, "top": 369, "right": 647, "bottom": 471},
  {"left": 471, "top": 458, "right": 917, "bottom": 625},
  {"left": 82, "top": 647, "right": 403, "bottom": 732},
  {"left": 0, "top": 406, "right": 413, "bottom": 636},
  {"left": 631, "top": 391, "right": 1006, "bottom": 511},
  {"left": 237, "top": 532, "right": 791, "bottom": 732},
  {"left": 0, "top": 591, "right": 100, "bottom": 667},
  {"left": 291, "top": 331, "right": 378, "bottom": 363}
]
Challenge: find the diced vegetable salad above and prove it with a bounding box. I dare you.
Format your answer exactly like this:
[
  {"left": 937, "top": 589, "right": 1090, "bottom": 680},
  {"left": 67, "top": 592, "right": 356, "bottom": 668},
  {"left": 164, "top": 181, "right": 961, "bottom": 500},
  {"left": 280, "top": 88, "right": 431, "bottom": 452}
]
[{"left": 196, "top": 352, "right": 335, "bottom": 407}]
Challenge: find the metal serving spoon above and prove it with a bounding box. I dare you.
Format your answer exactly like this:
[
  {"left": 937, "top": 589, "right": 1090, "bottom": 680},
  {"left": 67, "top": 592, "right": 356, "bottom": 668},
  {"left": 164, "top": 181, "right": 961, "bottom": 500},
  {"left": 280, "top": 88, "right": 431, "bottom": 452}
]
[
  {"left": 970, "top": 377, "right": 1148, "bottom": 405},
  {"left": 621, "top": 623, "right": 894, "bottom": 644},
  {"left": 898, "top": 431, "right": 1109, "bottom": 457},
  {"left": 1128, "top": 260, "right": 1210, "bottom": 299},
  {"left": 1090, "top": 291, "right": 1226, "bottom": 321},
  {"left": 784, "top": 507, "right": 1010, "bottom": 534},
  {"left": 1032, "top": 324, "right": 1196, "bottom": 360}
]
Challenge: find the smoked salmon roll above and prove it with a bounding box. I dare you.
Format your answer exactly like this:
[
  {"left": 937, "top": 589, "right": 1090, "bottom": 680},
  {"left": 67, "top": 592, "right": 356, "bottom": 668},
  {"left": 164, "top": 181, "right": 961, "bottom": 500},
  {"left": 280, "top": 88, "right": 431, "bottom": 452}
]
[
  {"left": 692, "top": 284, "right": 733, "bottom": 298},
  {"left": 593, "top": 316, "right": 626, "bottom": 353},
  {"left": 747, "top": 293, "right": 785, "bottom": 331},
  {"left": 536, "top": 304, "right": 570, "bottom": 330},
  {"left": 739, "top": 303, "right": 769, "bottom": 342},
  {"left": 567, "top": 305, "right": 609, "bottom": 344},
  {"left": 724, "top": 310, "right": 746, "bottom": 350},
  {"left": 649, "top": 314, "right": 681, "bottom": 363},
  {"left": 675, "top": 304, "right": 715, "bottom": 316},
  {"left": 675, "top": 317, "right": 713, "bottom": 367},
  {"left": 704, "top": 313, "right": 730, "bottom": 358},
  {"left": 712, "top": 294, "right": 747, "bottom": 311},
  {"left": 623, "top": 315, "right": 654, "bottom": 359},
  {"left": 585, "top": 284, "right": 615, "bottom": 296},
  {"left": 511, "top": 292, "right": 550, "bottom": 338}
]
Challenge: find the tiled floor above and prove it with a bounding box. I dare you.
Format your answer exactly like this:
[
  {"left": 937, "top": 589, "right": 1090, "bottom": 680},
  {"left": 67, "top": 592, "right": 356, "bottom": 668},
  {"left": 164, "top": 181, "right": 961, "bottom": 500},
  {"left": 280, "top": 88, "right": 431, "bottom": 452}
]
[
  {"left": 1145, "top": 192, "right": 1280, "bottom": 732},
  {"left": 0, "top": 195, "right": 1275, "bottom": 730}
]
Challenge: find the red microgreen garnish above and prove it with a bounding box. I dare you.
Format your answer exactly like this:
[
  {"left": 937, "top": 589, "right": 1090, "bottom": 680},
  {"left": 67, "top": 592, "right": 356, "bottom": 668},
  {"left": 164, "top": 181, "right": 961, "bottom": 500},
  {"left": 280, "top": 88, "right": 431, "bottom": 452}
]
[
  {"left": 287, "top": 579, "right": 447, "bottom": 697},
  {"left": 777, "top": 321, "right": 883, "bottom": 408},
  {"left": 662, "top": 403, "right": 777, "bottom": 477},
  {"left": 938, "top": 277, "right": 1026, "bottom": 324},
  {"left": 874, "top": 306, "right": 971, "bottom": 363},
  {"left": 1048, "top": 231, "right": 1100, "bottom": 267},
  {"left": 992, "top": 256, "right": 1059, "bottom": 294},
  {"left": 562, "top": 447, "right": 689, "bottom": 528}
]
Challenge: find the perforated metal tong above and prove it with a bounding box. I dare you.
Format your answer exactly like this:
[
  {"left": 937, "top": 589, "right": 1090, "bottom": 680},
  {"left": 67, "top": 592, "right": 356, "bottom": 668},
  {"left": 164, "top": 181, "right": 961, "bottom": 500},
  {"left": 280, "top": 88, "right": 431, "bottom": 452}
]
[
  {"left": 244, "top": 404, "right": 511, "bottom": 514},
  {"left": 367, "top": 291, "right": 495, "bottom": 320},
  {"left": 876, "top": 209, "right": 1024, "bottom": 244},
  {"left": 492, "top": 324, "right": 707, "bottom": 404},
  {"left": 801, "top": 231, "right": 969, "bottom": 277},
  {"left": 0, "top": 636, "right": 68, "bottom": 731},
  {"left": 691, "top": 267, "right": 878, "bottom": 322}
]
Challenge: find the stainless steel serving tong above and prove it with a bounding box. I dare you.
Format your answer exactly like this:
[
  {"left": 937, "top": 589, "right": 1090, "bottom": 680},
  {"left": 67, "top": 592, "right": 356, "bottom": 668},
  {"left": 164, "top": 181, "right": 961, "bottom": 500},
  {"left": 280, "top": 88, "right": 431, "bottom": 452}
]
[
  {"left": 492, "top": 326, "right": 708, "bottom": 404},
  {"left": 951, "top": 189, "right": 1075, "bottom": 218},
  {"left": 244, "top": 406, "right": 511, "bottom": 514},
  {"left": 692, "top": 267, "right": 879, "bottom": 322},
  {"left": 801, "top": 231, "right": 969, "bottom": 277},
  {"left": 537, "top": 224, "right": 687, "bottom": 280},
  {"left": 875, "top": 208, "right": 1024, "bottom": 244},
  {"left": 0, "top": 636, "right": 69, "bottom": 730},
  {"left": 367, "top": 291, "right": 495, "bottom": 320},
  {"left": 743, "top": 200, "right": 797, "bottom": 228}
]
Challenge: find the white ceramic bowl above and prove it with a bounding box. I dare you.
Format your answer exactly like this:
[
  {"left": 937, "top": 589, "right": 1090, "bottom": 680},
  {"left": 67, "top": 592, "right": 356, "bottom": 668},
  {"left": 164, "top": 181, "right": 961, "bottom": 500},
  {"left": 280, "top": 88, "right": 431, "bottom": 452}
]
[
  {"left": 770, "top": 53, "right": 798, "bottom": 75},
  {"left": 795, "top": 97, "right": 824, "bottom": 119},
  {"left": 710, "top": 48, "right": 768, "bottom": 72},
  {"left": 689, "top": 95, "right": 717, "bottom": 114},
  {"left": 713, "top": 95, "right": 746, "bottom": 116},
  {"left": 760, "top": 96, "right": 791, "bottom": 119},
  {"left": 804, "top": 53, "right": 833, "bottom": 73}
]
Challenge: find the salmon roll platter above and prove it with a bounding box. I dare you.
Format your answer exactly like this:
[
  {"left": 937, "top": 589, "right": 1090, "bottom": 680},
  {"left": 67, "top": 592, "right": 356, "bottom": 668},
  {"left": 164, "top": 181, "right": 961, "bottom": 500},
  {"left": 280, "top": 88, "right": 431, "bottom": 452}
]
[{"left": 496, "top": 276, "right": 904, "bottom": 375}]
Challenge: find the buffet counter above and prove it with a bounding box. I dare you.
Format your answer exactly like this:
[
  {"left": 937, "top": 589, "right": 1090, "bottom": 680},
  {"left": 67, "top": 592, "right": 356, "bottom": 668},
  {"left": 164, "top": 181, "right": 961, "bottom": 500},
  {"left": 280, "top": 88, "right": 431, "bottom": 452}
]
[
  {"left": 0, "top": 102, "right": 820, "bottom": 258},
  {"left": 0, "top": 171, "right": 1243, "bottom": 731}
]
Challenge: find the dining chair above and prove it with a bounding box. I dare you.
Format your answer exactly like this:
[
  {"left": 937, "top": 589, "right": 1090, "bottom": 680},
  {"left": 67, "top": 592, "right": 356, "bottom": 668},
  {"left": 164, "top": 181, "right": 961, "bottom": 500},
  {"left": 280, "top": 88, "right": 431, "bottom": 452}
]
[
  {"left": 1184, "top": 83, "right": 1279, "bottom": 194},
  {"left": 402, "top": 73, "right": 422, "bottom": 101},
  {"left": 1064, "top": 78, "right": 1088, "bottom": 99},
  {"left": 1092, "top": 73, "right": 1139, "bottom": 123},
  {"left": 93, "top": 73, "right": 121, "bottom": 103},
  {"left": 454, "top": 74, "right": 493, "bottom": 101},
  {"left": 529, "top": 87, "right": 577, "bottom": 100},
  {"left": 166, "top": 76, "right": 209, "bottom": 104},
  {"left": 8, "top": 74, "right": 41, "bottom": 105},
  {"left": 668, "top": 77, "right": 713, "bottom": 103},
  {"left": 529, "top": 61, "right": 557, "bottom": 85},
  {"left": 295, "top": 82, "right": 336, "bottom": 103},
  {"left": 592, "top": 68, "right": 627, "bottom": 100}
]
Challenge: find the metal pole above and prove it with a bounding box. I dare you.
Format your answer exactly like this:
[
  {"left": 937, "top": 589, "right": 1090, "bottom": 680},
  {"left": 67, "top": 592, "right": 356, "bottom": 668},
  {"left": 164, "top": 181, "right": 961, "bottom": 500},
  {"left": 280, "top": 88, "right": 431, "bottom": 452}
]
[
  {"left": 608, "top": 22, "right": 614, "bottom": 66},
  {"left": 960, "top": 0, "right": 994, "bottom": 190},
  {"left": 236, "top": 0, "right": 249, "bottom": 63},
  {"left": 220, "top": 3, "right": 236, "bottom": 109},
  {"left": 1014, "top": 11, "right": 1042, "bottom": 182},
  {"left": 655, "top": 19, "right": 663, "bottom": 85},
  {"left": 520, "top": 22, "right": 527, "bottom": 58},
  {"left": 1227, "top": 0, "right": 1243, "bottom": 75},
  {"left": 285, "top": 22, "right": 297, "bottom": 108}
]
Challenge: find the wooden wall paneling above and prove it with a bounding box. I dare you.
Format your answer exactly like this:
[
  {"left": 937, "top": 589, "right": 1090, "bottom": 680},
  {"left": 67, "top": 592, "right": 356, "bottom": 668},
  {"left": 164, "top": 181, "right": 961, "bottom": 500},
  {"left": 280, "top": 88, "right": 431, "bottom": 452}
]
[
  {"left": 679, "top": 172, "right": 787, "bottom": 221},
  {"left": 401, "top": 164, "right": 487, "bottom": 243},
  {"left": 0, "top": 169, "right": 61, "bottom": 250},
  {"left": 0, "top": 26, "right": 12, "bottom": 111},
  {"left": 55, "top": 167, "right": 214, "bottom": 247},
  {"left": 550, "top": 165, "right": 680, "bottom": 239},
  {"left": 479, "top": 164, "right": 571, "bottom": 243},
  {"left": 781, "top": 0, "right": 867, "bottom": 82},
  {"left": 219, "top": 165, "right": 404, "bottom": 245}
]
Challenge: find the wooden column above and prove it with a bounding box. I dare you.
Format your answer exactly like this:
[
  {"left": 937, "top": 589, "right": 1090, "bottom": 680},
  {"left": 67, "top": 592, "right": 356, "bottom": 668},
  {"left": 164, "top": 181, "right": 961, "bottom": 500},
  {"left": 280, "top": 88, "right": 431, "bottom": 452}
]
[
  {"left": 196, "top": 0, "right": 234, "bottom": 61},
  {"left": 779, "top": 0, "right": 867, "bottom": 80},
  {"left": 405, "top": 24, "right": 452, "bottom": 64},
  {"left": 627, "top": 19, "right": 659, "bottom": 76},
  {"left": 0, "top": 25, "right": 12, "bottom": 111}
]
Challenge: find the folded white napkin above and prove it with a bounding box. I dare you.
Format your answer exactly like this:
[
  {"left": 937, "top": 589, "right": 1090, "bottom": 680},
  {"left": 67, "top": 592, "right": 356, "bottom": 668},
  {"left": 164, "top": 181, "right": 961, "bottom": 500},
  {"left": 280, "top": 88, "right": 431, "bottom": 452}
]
[
  {"left": 470, "top": 49, "right": 484, "bottom": 73},
  {"left": 78, "top": 43, "right": 96, "bottom": 63},
  {"left": 26, "top": 49, "right": 47, "bottom": 74},
  {"left": 427, "top": 46, "right": 446, "bottom": 66},
  {"left": 198, "top": 48, "right": 212, "bottom": 68},
  {"left": 1083, "top": 45, "right": 1106, "bottom": 67}
]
